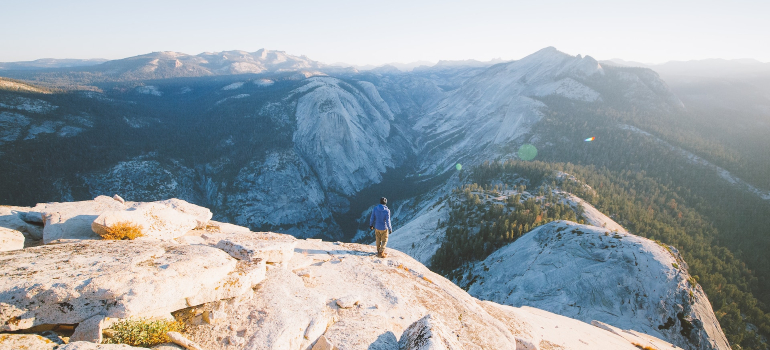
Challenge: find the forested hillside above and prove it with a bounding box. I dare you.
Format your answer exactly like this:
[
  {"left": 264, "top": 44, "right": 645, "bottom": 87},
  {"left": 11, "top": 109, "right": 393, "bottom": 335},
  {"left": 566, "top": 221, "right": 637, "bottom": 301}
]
[
  {"left": 532, "top": 94, "right": 770, "bottom": 298},
  {"left": 431, "top": 159, "right": 769, "bottom": 348}
]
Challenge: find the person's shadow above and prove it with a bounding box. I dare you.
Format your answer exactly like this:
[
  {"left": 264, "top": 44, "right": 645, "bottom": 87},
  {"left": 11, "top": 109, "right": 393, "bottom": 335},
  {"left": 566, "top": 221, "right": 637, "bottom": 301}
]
[{"left": 367, "top": 331, "right": 399, "bottom": 350}]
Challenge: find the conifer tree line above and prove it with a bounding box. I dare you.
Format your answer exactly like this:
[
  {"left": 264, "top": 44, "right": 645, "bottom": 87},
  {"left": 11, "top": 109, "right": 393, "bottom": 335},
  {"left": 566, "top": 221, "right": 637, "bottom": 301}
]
[{"left": 432, "top": 178, "right": 577, "bottom": 274}]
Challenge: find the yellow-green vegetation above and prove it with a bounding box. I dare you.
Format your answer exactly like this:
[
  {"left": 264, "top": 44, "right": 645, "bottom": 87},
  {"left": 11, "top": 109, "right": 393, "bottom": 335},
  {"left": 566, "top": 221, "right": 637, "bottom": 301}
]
[
  {"left": 432, "top": 176, "right": 578, "bottom": 275},
  {"left": 633, "top": 343, "right": 656, "bottom": 350},
  {"left": 103, "top": 318, "right": 184, "bottom": 347},
  {"left": 0, "top": 77, "right": 55, "bottom": 94},
  {"left": 100, "top": 221, "right": 144, "bottom": 240},
  {"left": 688, "top": 275, "right": 699, "bottom": 286}
]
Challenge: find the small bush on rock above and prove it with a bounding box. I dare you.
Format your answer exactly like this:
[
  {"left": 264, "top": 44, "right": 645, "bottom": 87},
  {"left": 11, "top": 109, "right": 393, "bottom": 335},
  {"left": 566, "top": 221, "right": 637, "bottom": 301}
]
[
  {"left": 103, "top": 318, "right": 184, "bottom": 347},
  {"left": 101, "top": 221, "right": 144, "bottom": 240}
]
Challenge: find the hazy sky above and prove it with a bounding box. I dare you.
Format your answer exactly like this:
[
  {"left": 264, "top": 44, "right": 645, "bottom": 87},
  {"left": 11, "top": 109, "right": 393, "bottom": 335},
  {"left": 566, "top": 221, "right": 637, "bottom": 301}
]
[{"left": 2, "top": 0, "right": 768, "bottom": 65}]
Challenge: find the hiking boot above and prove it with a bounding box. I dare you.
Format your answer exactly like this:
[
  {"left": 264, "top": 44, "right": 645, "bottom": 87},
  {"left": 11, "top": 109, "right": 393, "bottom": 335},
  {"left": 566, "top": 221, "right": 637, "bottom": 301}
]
[{"left": 381, "top": 252, "right": 388, "bottom": 258}]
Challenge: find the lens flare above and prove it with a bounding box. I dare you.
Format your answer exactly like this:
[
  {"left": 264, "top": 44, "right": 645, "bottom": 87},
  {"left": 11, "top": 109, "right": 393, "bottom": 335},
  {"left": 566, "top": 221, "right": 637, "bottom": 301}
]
[
  {"left": 517, "top": 144, "right": 537, "bottom": 161},
  {"left": 584, "top": 137, "right": 595, "bottom": 142},
  {"left": 456, "top": 163, "right": 462, "bottom": 171}
]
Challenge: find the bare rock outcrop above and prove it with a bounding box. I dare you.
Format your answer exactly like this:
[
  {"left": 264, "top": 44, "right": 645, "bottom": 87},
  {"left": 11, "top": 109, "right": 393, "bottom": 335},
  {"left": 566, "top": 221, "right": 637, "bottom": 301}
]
[
  {"left": 70, "top": 314, "right": 107, "bottom": 343},
  {"left": 205, "top": 220, "right": 250, "bottom": 234},
  {"left": 92, "top": 202, "right": 203, "bottom": 240},
  {"left": 167, "top": 331, "right": 204, "bottom": 350},
  {"left": 6, "top": 196, "right": 213, "bottom": 245},
  {"left": 214, "top": 233, "right": 297, "bottom": 265},
  {"left": 0, "top": 333, "right": 60, "bottom": 350},
  {"left": 0, "top": 227, "right": 24, "bottom": 251},
  {"left": 35, "top": 196, "right": 126, "bottom": 244},
  {"left": 399, "top": 314, "right": 463, "bottom": 350},
  {"left": 152, "top": 199, "right": 212, "bottom": 228},
  {"left": 179, "top": 239, "right": 680, "bottom": 350},
  {"left": 0, "top": 206, "right": 44, "bottom": 242},
  {"left": 462, "top": 221, "right": 730, "bottom": 350},
  {"left": 311, "top": 335, "right": 338, "bottom": 350},
  {"left": 0, "top": 240, "right": 265, "bottom": 331}
]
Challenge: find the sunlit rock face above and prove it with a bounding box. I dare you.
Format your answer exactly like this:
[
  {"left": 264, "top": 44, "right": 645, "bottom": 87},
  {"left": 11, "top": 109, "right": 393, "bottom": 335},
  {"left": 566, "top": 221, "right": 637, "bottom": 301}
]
[
  {"left": 413, "top": 47, "right": 603, "bottom": 173},
  {"left": 459, "top": 221, "right": 730, "bottom": 350},
  {"left": 413, "top": 47, "right": 683, "bottom": 175},
  {"left": 225, "top": 150, "right": 338, "bottom": 239},
  {"left": 176, "top": 238, "right": 685, "bottom": 350},
  {"left": 293, "top": 77, "right": 396, "bottom": 196},
  {"left": 0, "top": 240, "right": 265, "bottom": 331}
]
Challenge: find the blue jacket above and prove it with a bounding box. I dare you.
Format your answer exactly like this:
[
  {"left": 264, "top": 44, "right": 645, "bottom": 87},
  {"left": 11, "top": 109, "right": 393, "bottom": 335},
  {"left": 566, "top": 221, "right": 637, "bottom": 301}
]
[{"left": 369, "top": 204, "right": 392, "bottom": 232}]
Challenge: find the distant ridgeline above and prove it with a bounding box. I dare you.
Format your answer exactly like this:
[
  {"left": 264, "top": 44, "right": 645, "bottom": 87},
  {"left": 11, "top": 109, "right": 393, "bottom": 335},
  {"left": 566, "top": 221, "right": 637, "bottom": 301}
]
[{"left": 431, "top": 160, "right": 769, "bottom": 349}]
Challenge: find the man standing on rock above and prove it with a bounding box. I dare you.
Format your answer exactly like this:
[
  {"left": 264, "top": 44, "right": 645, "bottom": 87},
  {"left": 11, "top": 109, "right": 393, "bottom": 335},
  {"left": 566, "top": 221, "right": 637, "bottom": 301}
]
[{"left": 369, "top": 197, "right": 392, "bottom": 258}]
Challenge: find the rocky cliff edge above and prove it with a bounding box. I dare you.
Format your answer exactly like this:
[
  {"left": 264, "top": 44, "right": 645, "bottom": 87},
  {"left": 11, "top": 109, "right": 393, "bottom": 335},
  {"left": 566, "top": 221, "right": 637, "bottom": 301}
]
[{"left": 0, "top": 197, "right": 688, "bottom": 349}]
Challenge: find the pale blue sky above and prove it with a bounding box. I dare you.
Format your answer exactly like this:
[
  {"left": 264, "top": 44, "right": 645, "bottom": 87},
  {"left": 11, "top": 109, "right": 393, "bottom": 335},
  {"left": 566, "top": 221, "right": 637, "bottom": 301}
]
[{"left": 1, "top": 0, "right": 768, "bottom": 64}]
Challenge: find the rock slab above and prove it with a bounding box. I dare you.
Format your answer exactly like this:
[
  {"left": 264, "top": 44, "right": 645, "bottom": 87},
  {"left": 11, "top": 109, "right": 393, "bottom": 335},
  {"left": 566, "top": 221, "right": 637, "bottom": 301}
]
[
  {"left": 515, "top": 337, "right": 539, "bottom": 350},
  {"left": 0, "top": 240, "right": 265, "bottom": 331},
  {"left": 93, "top": 200, "right": 207, "bottom": 241},
  {"left": 398, "top": 314, "right": 464, "bottom": 350},
  {"left": 38, "top": 196, "right": 126, "bottom": 244},
  {"left": 0, "top": 227, "right": 24, "bottom": 252},
  {"left": 0, "top": 206, "right": 44, "bottom": 241},
  {"left": 151, "top": 199, "right": 212, "bottom": 228},
  {"left": 213, "top": 233, "right": 296, "bottom": 264},
  {"left": 70, "top": 314, "right": 106, "bottom": 343},
  {"left": 312, "top": 335, "right": 339, "bottom": 350},
  {"left": 167, "top": 331, "right": 203, "bottom": 350},
  {"left": 0, "top": 333, "right": 59, "bottom": 350}
]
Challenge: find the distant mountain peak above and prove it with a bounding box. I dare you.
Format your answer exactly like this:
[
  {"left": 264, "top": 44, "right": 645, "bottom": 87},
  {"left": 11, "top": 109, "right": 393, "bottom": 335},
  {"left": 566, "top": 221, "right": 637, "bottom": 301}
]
[
  {"left": 254, "top": 48, "right": 269, "bottom": 59},
  {"left": 524, "top": 46, "right": 597, "bottom": 64},
  {"left": 145, "top": 51, "right": 189, "bottom": 59},
  {"left": 531, "top": 46, "right": 567, "bottom": 57}
]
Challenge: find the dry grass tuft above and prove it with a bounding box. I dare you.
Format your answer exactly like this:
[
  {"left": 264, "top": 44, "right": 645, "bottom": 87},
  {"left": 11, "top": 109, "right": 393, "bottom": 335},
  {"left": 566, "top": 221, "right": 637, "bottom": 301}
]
[
  {"left": 100, "top": 221, "right": 144, "bottom": 240},
  {"left": 103, "top": 318, "right": 184, "bottom": 347}
]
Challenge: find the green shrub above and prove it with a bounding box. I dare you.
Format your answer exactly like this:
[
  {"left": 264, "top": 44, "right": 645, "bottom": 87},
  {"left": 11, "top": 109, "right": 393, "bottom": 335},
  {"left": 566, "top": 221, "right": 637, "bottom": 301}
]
[{"left": 103, "top": 318, "right": 184, "bottom": 347}]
